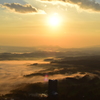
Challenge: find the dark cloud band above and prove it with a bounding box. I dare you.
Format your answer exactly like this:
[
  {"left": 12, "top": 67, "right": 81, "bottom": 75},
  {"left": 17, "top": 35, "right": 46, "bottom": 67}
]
[
  {"left": 1, "top": 3, "right": 38, "bottom": 13},
  {"left": 41, "top": 0, "right": 100, "bottom": 12},
  {"left": 66, "top": 0, "right": 100, "bottom": 12}
]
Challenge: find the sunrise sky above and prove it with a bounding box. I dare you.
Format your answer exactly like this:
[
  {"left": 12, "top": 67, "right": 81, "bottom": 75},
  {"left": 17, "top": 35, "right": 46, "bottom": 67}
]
[{"left": 0, "top": 0, "right": 100, "bottom": 48}]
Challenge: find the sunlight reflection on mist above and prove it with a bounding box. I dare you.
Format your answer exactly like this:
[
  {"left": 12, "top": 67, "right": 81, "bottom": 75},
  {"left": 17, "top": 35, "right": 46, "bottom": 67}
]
[
  {"left": 0, "top": 60, "right": 48, "bottom": 94},
  {"left": 0, "top": 60, "right": 86, "bottom": 94}
]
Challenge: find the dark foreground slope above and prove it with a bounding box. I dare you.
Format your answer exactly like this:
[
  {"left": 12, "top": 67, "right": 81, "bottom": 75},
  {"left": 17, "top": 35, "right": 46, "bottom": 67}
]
[{"left": 1, "top": 75, "right": 100, "bottom": 100}]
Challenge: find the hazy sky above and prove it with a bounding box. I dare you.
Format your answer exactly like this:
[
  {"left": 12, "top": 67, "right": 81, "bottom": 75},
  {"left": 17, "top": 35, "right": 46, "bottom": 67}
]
[{"left": 0, "top": 0, "right": 100, "bottom": 48}]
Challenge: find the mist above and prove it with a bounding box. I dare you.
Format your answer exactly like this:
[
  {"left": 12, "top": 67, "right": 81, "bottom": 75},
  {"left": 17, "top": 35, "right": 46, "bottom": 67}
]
[{"left": 0, "top": 46, "right": 100, "bottom": 100}]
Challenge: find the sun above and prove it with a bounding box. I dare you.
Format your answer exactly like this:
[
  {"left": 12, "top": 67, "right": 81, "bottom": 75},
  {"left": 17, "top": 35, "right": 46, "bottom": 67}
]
[{"left": 48, "top": 13, "right": 61, "bottom": 26}]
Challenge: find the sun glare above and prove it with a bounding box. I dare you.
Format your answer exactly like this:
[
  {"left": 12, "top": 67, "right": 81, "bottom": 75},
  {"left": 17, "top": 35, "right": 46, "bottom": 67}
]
[{"left": 48, "top": 13, "right": 61, "bottom": 26}]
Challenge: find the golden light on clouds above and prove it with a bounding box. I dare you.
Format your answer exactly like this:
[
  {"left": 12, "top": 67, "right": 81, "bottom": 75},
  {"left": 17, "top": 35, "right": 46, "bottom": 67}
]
[{"left": 0, "top": 0, "right": 100, "bottom": 48}]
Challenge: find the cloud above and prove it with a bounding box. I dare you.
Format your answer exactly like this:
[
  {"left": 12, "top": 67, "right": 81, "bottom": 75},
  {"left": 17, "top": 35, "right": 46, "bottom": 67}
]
[
  {"left": 40, "top": 0, "right": 100, "bottom": 12},
  {"left": 0, "top": 0, "right": 26, "bottom": 5},
  {"left": 66, "top": 0, "right": 100, "bottom": 12},
  {"left": 1, "top": 3, "right": 45, "bottom": 14}
]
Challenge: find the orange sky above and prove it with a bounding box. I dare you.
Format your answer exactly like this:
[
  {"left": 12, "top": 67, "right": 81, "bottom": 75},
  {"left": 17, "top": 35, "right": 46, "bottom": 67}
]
[{"left": 0, "top": 0, "right": 100, "bottom": 48}]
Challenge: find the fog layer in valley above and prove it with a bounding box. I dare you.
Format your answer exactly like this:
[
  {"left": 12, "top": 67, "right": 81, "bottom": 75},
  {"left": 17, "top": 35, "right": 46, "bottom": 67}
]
[{"left": 0, "top": 46, "right": 100, "bottom": 98}]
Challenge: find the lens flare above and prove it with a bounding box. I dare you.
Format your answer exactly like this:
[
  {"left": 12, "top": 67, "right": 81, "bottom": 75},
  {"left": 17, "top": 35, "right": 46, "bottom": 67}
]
[{"left": 44, "top": 74, "right": 48, "bottom": 82}]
